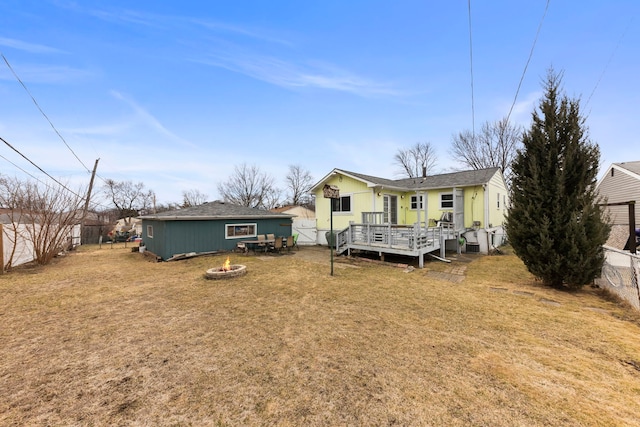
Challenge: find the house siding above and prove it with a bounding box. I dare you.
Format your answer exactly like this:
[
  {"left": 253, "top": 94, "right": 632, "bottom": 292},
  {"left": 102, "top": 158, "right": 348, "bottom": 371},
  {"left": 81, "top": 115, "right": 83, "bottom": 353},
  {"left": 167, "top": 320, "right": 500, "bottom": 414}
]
[
  {"left": 312, "top": 167, "right": 509, "bottom": 246},
  {"left": 142, "top": 218, "right": 292, "bottom": 260},
  {"left": 486, "top": 171, "right": 509, "bottom": 228},
  {"left": 598, "top": 168, "right": 640, "bottom": 225}
]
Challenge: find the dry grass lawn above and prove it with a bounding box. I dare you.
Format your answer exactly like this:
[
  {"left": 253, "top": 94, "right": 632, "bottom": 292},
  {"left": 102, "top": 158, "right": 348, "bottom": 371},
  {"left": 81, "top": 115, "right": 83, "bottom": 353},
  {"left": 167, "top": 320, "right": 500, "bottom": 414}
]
[{"left": 2, "top": 244, "right": 640, "bottom": 426}]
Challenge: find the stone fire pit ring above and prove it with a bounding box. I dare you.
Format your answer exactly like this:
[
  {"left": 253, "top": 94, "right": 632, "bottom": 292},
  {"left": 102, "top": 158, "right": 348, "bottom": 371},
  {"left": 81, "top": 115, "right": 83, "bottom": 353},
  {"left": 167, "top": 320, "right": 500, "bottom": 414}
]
[{"left": 205, "top": 264, "right": 247, "bottom": 280}]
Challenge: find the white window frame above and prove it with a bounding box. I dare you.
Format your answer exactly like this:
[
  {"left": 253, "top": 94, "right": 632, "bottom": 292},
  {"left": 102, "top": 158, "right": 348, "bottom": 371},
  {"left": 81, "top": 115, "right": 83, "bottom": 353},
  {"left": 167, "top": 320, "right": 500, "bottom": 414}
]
[
  {"left": 225, "top": 223, "right": 257, "bottom": 239},
  {"left": 146, "top": 225, "right": 153, "bottom": 238},
  {"left": 331, "top": 194, "right": 352, "bottom": 214},
  {"left": 410, "top": 195, "right": 424, "bottom": 210},
  {"left": 439, "top": 192, "right": 454, "bottom": 209}
]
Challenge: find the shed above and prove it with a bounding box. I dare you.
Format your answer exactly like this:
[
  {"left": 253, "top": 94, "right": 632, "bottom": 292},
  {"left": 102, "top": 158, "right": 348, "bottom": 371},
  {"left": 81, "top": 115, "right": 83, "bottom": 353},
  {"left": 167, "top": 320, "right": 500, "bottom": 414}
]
[{"left": 139, "top": 201, "right": 294, "bottom": 260}]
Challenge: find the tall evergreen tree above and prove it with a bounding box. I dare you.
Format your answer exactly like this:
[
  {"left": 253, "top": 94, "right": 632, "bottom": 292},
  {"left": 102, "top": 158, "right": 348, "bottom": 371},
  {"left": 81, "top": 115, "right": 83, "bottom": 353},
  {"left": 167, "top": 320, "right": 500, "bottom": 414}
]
[{"left": 506, "top": 70, "right": 610, "bottom": 290}]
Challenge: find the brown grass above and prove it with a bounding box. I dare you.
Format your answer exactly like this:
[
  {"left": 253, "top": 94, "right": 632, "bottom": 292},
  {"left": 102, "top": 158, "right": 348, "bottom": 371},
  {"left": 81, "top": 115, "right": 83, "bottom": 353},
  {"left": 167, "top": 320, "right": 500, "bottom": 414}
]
[{"left": 2, "top": 245, "right": 640, "bottom": 426}]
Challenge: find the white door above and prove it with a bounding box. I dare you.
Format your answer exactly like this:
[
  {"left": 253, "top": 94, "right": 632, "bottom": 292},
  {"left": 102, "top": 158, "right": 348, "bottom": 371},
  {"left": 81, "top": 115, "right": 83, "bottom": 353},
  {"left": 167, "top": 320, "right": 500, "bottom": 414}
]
[{"left": 383, "top": 195, "right": 398, "bottom": 224}]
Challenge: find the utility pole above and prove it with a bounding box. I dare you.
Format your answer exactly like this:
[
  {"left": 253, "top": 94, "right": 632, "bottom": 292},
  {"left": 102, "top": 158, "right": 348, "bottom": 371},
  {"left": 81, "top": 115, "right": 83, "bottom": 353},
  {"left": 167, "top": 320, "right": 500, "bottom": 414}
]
[{"left": 80, "top": 159, "right": 100, "bottom": 244}]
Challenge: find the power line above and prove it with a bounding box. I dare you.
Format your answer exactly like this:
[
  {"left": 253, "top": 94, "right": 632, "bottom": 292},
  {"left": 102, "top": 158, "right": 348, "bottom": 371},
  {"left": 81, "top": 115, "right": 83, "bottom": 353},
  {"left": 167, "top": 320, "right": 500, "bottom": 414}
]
[
  {"left": 0, "top": 135, "right": 86, "bottom": 200},
  {"left": 505, "top": 0, "right": 550, "bottom": 124},
  {"left": 586, "top": 16, "right": 633, "bottom": 107},
  {"left": 0, "top": 149, "right": 111, "bottom": 210},
  {"left": 467, "top": 0, "right": 476, "bottom": 138},
  {"left": 1, "top": 52, "right": 92, "bottom": 174}
]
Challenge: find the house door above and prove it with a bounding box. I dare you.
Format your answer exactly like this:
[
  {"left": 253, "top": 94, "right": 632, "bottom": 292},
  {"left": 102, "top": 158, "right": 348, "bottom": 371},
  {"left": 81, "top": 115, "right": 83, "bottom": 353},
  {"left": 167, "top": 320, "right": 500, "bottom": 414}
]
[
  {"left": 454, "top": 188, "right": 464, "bottom": 231},
  {"left": 383, "top": 195, "right": 398, "bottom": 224}
]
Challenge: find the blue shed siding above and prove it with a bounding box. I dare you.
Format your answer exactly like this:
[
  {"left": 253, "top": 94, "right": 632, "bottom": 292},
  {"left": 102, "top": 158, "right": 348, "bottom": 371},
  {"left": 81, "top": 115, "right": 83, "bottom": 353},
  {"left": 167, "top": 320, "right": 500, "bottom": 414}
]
[{"left": 141, "top": 218, "right": 292, "bottom": 260}]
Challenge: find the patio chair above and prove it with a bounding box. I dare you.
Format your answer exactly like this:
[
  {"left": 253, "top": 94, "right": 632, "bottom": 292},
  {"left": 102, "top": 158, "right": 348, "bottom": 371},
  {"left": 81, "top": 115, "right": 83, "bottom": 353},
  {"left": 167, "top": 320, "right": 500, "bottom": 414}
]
[
  {"left": 257, "top": 234, "right": 267, "bottom": 252},
  {"left": 286, "top": 235, "right": 294, "bottom": 252},
  {"left": 269, "top": 236, "right": 284, "bottom": 254}
]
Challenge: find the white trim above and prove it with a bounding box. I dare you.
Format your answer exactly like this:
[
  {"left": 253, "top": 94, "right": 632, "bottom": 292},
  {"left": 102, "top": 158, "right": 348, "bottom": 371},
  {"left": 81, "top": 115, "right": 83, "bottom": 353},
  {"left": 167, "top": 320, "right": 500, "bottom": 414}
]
[
  {"left": 409, "top": 194, "right": 424, "bottom": 210},
  {"left": 146, "top": 225, "right": 154, "bottom": 238},
  {"left": 225, "top": 223, "right": 257, "bottom": 239},
  {"left": 439, "top": 192, "right": 454, "bottom": 209}
]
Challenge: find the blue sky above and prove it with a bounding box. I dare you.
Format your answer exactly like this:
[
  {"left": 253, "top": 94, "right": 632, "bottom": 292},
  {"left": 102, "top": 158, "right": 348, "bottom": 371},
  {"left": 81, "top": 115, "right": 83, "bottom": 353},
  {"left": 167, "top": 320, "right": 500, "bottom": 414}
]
[{"left": 1, "top": 1, "right": 638, "bottom": 206}]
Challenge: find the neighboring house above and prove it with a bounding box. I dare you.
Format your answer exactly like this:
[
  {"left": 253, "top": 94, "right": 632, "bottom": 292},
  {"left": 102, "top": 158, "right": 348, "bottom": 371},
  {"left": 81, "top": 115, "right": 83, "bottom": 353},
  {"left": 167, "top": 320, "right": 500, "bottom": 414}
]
[
  {"left": 597, "top": 161, "right": 640, "bottom": 251},
  {"left": 310, "top": 167, "right": 509, "bottom": 264},
  {"left": 271, "top": 205, "right": 317, "bottom": 245},
  {"left": 1, "top": 208, "right": 81, "bottom": 270},
  {"left": 139, "top": 201, "right": 294, "bottom": 260}
]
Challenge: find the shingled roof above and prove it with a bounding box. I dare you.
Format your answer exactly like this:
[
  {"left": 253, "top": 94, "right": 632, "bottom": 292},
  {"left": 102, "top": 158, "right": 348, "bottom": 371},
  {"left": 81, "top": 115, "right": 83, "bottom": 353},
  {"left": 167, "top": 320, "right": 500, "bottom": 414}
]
[
  {"left": 615, "top": 161, "right": 640, "bottom": 177},
  {"left": 312, "top": 167, "right": 501, "bottom": 192},
  {"left": 139, "top": 201, "right": 294, "bottom": 221}
]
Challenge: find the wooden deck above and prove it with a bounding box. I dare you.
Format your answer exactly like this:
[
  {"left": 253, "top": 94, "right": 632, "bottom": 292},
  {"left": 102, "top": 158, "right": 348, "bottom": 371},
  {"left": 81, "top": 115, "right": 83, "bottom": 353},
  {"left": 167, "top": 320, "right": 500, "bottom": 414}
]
[{"left": 335, "top": 222, "right": 457, "bottom": 268}]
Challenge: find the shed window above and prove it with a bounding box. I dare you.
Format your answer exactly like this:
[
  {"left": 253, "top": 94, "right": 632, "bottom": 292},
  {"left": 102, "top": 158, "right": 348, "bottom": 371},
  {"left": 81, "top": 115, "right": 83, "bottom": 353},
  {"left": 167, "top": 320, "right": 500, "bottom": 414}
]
[
  {"left": 440, "top": 193, "right": 453, "bottom": 209},
  {"left": 331, "top": 195, "right": 352, "bottom": 213},
  {"left": 410, "top": 195, "right": 424, "bottom": 210},
  {"left": 146, "top": 225, "right": 153, "bottom": 238},
  {"left": 225, "top": 223, "right": 257, "bottom": 239}
]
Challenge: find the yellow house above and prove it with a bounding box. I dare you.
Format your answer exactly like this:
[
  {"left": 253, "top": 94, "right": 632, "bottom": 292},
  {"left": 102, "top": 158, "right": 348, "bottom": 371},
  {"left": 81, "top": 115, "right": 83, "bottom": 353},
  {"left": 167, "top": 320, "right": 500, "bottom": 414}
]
[{"left": 310, "top": 167, "right": 508, "bottom": 263}]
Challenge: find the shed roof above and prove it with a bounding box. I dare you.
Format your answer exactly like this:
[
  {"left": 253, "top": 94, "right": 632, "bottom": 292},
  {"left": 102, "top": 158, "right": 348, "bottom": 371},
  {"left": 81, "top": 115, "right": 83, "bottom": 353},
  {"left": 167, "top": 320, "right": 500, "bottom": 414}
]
[
  {"left": 139, "top": 201, "right": 294, "bottom": 221},
  {"left": 311, "top": 167, "right": 501, "bottom": 192}
]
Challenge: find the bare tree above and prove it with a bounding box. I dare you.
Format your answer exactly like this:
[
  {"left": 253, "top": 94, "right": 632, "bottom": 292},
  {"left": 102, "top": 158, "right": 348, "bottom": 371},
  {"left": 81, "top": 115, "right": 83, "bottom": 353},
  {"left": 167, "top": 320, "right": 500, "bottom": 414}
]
[
  {"left": 102, "top": 179, "right": 155, "bottom": 224},
  {"left": 217, "top": 163, "right": 280, "bottom": 209},
  {"left": 394, "top": 141, "right": 438, "bottom": 178},
  {"left": 181, "top": 189, "right": 208, "bottom": 207},
  {"left": 0, "top": 175, "right": 85, "bottom": 267},
  {"left": 284, "top": 164, "right": 314, "bottom": 206},
  {"left": 450, "top": 117, "right": 522, "bottom": 183}
]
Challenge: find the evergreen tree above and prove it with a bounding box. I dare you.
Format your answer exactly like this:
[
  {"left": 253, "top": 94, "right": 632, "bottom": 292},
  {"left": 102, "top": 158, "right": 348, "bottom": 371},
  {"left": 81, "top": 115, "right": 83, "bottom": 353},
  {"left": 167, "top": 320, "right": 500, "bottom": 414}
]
[{"left": 506, "top": 70, "right": 610, "bottom": 290}]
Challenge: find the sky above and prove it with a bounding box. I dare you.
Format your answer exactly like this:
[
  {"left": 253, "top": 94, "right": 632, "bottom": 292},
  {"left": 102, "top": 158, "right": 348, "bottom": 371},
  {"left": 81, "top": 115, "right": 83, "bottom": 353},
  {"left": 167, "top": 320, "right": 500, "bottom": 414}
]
[{"left": 1, "top": 0, "right": 638, "bottom": 207}]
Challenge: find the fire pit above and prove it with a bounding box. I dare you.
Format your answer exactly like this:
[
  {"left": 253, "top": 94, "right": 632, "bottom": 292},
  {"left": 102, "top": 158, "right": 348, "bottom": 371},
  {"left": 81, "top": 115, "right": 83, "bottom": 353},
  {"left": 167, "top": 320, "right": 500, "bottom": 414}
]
[{"left": 205, "top": 256, "right": 247, "bottom": 280}]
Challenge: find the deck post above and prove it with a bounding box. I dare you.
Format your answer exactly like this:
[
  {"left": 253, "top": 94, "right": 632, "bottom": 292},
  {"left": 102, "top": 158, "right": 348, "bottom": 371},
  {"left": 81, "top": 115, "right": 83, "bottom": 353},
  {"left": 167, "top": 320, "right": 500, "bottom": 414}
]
[
  {"left": 440, "top": 225, "right": 446, "bottom": 258},
  {"left": 419, "top": 251, "right": 424, "bottom": 268}
]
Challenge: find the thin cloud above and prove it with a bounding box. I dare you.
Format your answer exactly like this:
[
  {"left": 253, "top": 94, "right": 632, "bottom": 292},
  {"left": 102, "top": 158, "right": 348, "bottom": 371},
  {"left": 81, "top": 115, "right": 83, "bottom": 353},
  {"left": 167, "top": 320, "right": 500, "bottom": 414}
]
[
  {"left": 189, "top": 19, "right": 294, "bottom": 47},
  {"left": 0, "top": 63, "right": 92, "bottom": 84},
  {"left": 55, "top": 2, "right": 292, "bottom": 46},
  {"left": 110, "top": 90, "right": 196, "bottom": 148},
  {"left": 0, "top": 37, "right": 67, "bottom": 54},
  {"left": 196, "top": 51, "right": 401, "bottom": 98}
]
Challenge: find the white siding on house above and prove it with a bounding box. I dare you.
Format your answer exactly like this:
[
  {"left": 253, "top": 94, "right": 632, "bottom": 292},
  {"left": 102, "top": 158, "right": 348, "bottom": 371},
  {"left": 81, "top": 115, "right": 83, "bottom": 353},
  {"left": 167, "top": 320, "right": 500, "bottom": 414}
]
[{"left": 597, "top": 164, "right": 640, "bottom": 225}]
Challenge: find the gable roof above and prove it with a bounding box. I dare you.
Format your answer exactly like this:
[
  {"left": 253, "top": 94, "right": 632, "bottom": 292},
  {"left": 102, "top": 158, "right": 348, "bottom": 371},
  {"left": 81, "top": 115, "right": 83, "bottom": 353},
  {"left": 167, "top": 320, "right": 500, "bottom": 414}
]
[
  {"left": 139, "top": 201, "right": 294, "bottom": 221},
  {"left": 614, "top": 161, "right": 640, "bottom": 178},
  {"left": 597, "top": 160, "right": 640, "bottom": 189},
  {"left": 311, "top": 167, "right": 501, "bottom": 193}
]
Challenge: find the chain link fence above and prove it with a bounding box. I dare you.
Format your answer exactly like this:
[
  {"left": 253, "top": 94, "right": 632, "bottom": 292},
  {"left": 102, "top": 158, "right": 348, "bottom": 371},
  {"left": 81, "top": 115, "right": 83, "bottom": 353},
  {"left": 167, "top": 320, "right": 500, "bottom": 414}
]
[{"left": 596, "top": 247, "right": 640, "bottom": 310}]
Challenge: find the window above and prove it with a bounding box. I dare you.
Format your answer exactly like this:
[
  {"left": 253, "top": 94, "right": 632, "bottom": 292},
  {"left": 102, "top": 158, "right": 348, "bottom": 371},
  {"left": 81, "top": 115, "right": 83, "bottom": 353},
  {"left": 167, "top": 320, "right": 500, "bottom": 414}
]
[
  {"left": 410, "top": 195, "right": 424, "bottom": 210},
  {"left": 497, "top": 193, "right": 500, "bottom": 209},
  {"left": 225, "top": 223, "right": 257, "bottom": 239},
  {"left": 146, "top": 225, "right": 153, "bottom": 238},
  {"left": 440, "top": 193, "right": 453, "bottom": 209},
  {"left": 331, "top": 195, "right": 352, "bottom": 213}
]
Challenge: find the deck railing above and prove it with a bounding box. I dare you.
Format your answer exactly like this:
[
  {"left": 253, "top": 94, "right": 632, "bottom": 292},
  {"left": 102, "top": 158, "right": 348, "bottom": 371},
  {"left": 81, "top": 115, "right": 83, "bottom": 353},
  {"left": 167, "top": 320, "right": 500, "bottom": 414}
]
[{"left": 336, "top": 222, "right": 456, "bottom": 253}]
